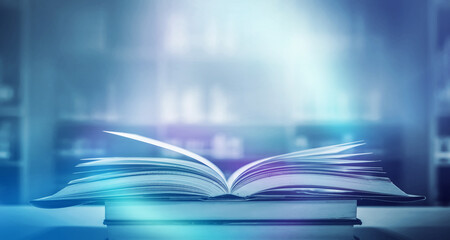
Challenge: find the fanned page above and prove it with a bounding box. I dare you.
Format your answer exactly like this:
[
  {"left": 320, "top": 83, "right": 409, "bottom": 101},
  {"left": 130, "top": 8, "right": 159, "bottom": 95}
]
[
  {"left": 227, "top": 141, "right": 366, "bottom": 187},
  {"left": 229, "top": 142, "right": 417, "bottom": 200},
  {"left": 103, "top": 131, "right": 228, "bottom": 187},
  {"left": 33, "top": 156, "right": 229, "bottom": 208},
  {"left": 31, "top": 132, "right": 231, "bottom": 208}
]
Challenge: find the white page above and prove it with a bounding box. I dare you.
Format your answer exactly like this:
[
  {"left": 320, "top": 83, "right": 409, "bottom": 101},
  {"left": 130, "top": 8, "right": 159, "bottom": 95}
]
[
  {"left": 43, "top": 174, "right": 226, "bottom": 200},
  {"left": 68, "top": 170, "right": 227, "bottom": 193},
  {"left": 104, "top": 131, "right": 228, "bottom": 188},
  {"left": 227, "top": 142, "right": 366, "bottom": 187},
  {"left": 232, "top": 173, "right": 408, "bottom": 197},
  {"left": 76, "top": 157, "right": 224, "bottom": 184}
]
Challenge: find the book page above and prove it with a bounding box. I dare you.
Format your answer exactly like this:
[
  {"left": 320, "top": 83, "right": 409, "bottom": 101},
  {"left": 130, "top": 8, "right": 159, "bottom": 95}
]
[
  {"left": 231, "top": 173, "right": 409, "bottom": 197},
  {"left": 39, "top": 173, "right": 225, "bottom": 200},
  {"left": 104, "top": 131, "right": 228, "bottom": 188},
  {"left": 73, "top": 157, "right": 227, "bottom": 189},
  {"left": 227, "top": 141, "right": 367, "bottom": 187}
]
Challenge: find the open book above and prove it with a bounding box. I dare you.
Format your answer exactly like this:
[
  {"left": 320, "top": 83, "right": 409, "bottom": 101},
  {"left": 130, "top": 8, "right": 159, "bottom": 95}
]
[{"left": 32, "top": 131, "right": 422, "bottom": 208}]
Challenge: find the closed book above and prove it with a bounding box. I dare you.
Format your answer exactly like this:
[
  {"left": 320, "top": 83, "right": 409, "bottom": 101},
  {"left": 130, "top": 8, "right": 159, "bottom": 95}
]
[
  {"left": 104, "top": 199, "right": 360, "bottom": 240},
  {"left": 105, "top": 199, "right": 357, "bottom": 220}
]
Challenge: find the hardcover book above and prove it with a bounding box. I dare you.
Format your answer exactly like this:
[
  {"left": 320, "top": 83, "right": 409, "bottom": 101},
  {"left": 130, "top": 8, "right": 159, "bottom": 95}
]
[{"left": 32, "top": 131, "right": 423, "bottom": 239}]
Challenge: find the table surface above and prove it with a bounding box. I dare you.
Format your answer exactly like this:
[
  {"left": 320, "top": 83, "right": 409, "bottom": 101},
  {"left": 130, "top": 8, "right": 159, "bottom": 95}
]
[{"left": 0, "top": 206, "right": 449, "bottom": 240}]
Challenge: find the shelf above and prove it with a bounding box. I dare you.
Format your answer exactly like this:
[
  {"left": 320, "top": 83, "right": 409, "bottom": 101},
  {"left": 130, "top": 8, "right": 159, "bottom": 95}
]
[
  {"left": 435, "top": 160, "right": 450, "bottom": 167},
  {"left": 0, "top": 106, "right": 21, "bottom": 117},
  {"left": 0, "top": 160, "right": 21, "bottom": 167}
]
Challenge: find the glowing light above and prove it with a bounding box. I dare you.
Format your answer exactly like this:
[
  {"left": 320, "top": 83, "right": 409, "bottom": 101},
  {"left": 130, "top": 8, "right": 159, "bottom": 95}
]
[{"left": 165, "top": 13, "right": 188, "bottom": 54}]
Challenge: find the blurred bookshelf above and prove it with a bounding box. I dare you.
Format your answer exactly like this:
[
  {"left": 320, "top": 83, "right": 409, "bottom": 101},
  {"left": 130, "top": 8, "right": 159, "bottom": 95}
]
[
  {"left": 0, "top": 0, "right": 431, "bottom": 205},
  {"left": 0, "top": 1, "right": 21, "bottom": 204},
  {"left": 0, "top": 117, "right": 21, "bottom": 204},
  {"left": 429, "top": 0, "right": 450, "bottom": 205},
  {"left": 159, "top": 124, "right": 289, "bottom": 176}
]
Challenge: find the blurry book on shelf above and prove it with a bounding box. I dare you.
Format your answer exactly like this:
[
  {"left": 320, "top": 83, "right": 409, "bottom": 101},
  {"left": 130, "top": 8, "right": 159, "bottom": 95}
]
[
  {"left": 32, "top": 131, "right": 424, "bottom": 240},
  {"left": 0, "top": 117, "right": 19, "bottom": 162},
  {"left": 0, "top": 117, "right": 20, "bottom": 204},
  {"left": 161, "top": 125, "right": 288, "bottom": 166},
  {"left": 0, "top": 83, "right": 16, "bottom": 105}
]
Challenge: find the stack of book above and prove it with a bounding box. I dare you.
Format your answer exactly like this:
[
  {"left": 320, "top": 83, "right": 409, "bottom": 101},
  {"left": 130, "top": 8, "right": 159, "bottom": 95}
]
[{"left": 32, "top": 131, "right": 423, "bottom": 240}]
